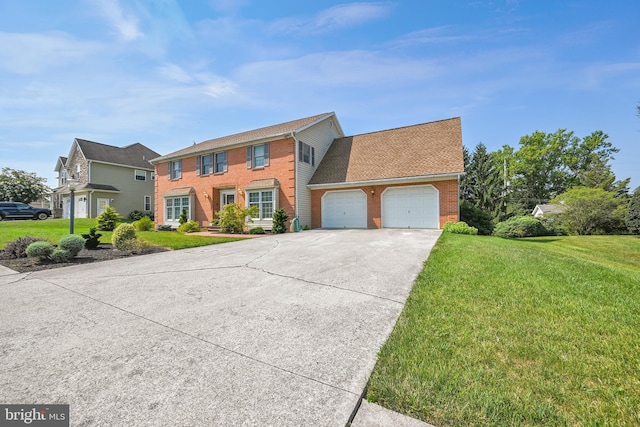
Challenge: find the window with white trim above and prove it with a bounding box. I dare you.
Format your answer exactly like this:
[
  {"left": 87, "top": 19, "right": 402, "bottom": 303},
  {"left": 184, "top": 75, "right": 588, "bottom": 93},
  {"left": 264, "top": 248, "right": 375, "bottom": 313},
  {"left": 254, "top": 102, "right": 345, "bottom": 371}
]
[
  {"left": 144, "top": 196, "right": 151, "bottom": 211},
  {"left": 248, "top": 190, "right": 274, "bottom": 219},
  {"left": 165, "top": 196, "right": 190, "bottom": 221},
  {"left": 298, "top": 141, "right": 315, "bottom": 166},
  {"left": 60, "top": 169, "right": 67, "bottom": 185},
  {"left": 135, "top": 170, "right": 147, "bottom": 181},
  {"left": 151, "top": 172, "right": 155, "bottom": 180},
  {"left": 197, "top": 154, "right": 213, "bottom": 176},
  {"left": 214, "top": 151, "right": 227, "bottom": 173},
  {"left": 76, "top": 164, "right": 81, "bottom": 179},
  {"left": 246, "top": 143, "right": 270, "bottom": 169},
  {"left": 168, "top": 160, "right": 182, "bottom": 180}
]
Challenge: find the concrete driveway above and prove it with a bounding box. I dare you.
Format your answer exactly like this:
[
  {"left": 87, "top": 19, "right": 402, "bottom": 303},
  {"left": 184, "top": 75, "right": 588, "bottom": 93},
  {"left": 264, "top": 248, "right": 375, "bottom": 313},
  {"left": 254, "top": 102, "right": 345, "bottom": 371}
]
[{"left": 0, "top": 229, "right": 440, "bottom": 426}]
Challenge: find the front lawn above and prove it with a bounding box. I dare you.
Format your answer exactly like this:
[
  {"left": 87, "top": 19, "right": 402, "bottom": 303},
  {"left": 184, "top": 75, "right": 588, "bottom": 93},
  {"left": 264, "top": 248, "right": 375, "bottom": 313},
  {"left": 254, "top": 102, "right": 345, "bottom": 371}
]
[
  {"left": 366, "top": 234, "right": 640, "bottom": 427},
  {"left": 0, "top": 218, "right": 244, "bottom": 250}
]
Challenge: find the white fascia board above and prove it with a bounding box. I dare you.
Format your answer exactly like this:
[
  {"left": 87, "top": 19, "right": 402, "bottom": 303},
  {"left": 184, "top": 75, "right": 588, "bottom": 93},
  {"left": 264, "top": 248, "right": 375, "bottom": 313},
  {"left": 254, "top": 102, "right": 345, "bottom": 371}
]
[{"left": 307, "top": 173, "right": 464, "bottom": 190}]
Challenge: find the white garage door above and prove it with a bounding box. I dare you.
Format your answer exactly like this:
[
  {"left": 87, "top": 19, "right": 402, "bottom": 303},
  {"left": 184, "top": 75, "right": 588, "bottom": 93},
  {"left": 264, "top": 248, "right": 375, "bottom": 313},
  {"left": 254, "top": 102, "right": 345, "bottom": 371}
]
[
  {"left": 322, "top": 190, "right": 367, "bottom": 228},
  {"left": 382, "top": 185, "right": 439, "bottom": 229}
]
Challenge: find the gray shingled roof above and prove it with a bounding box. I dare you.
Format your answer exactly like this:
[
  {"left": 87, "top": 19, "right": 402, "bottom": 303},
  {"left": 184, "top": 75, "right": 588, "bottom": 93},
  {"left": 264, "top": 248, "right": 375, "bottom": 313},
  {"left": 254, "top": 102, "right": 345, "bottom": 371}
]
[
  {"left": 76, "top": 139, "right": 160, "bottom": 170},
  {"left": 309, "top": 117, "right": 464, "bottom": 185},
  {"left": 152, "top": 113, "right": 335, "bottom": 163}
]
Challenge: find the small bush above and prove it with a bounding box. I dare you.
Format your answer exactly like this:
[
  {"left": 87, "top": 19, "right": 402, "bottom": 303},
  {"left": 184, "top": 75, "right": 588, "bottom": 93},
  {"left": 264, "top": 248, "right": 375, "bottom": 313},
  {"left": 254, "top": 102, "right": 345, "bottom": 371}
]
[
  {"left": 97, "top": 206, "right": 121, "bottom": 231},
  {"left": 134, "top": 216, "right": 155, "bottom": 231},
  {"left": 303, "top": 225, "right": 311, "bottom": 231},
  {"left": 493, "top": 216, "right": 549, "bottom": 238},
  {"left": 443, "top": 221, "right": 478, "bottom": 235},
  {"left": 216, "top": 203, "right": 259, "bottom": 233},
  {"left": 249, "top": 226, "right": 265, "bottom": 235},
  {"left": 50, "top": 248, "right": 73, "bottom": 263},
  {"left": 26, "top": 241, "right": 54, "bottom": 261},
  {"left": 177, "top": 220, "right": 200, "bottom": 233},
  {"left": 156, "top": 224, "right": 173, "bottom": 231},
  {"left": 113, "top": 237, "right": 150, "bottom": 253},
  {"left": 179, "top": 208, "right": 188, "bottom": 225},
  {"left": 112, "top": 223, "right": 137, "bottom": 251},
  {"left": 272, "top": 208, "right": 289, "bottom": 234},
  {"left": 128, "top": 210, "right": 154, "bottom": 221},
  {"left": 81, "top": 228, "right": 102, "bottom": 249},
  {"left": 1, "top": 237, "right": 47, "bottom": 259},
  {"left": 58, "top": 234, "right": 85, "bottom": 257}
]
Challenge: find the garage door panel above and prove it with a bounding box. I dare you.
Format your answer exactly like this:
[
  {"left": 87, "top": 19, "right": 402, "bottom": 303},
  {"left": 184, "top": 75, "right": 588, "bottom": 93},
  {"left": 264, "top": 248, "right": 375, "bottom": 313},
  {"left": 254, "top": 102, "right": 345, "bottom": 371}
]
[
  {"left": 322, "top": 190, "right": 367, "bottom": 229},
  {"left": 382, "top": 186, "right": 438, "bottom": 229}
]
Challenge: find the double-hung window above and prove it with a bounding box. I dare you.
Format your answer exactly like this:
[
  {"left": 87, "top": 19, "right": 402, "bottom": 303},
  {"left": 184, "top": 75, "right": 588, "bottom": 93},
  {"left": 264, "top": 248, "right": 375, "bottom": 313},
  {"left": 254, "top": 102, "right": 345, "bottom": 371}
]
[
  {"left": 246, "top": 143, "right": 270, "bottom": 169},
  {"left": 144, "top": 196, "right": 151, "bottom": 211},
  {"left": 135, "top": 170, "right": 147, "bottom": 181},
  {"left": 214, "top": 151, "right": 228, "bottom": 173},
  {"left": 248, "top": 190, "right": 274, "bottom": 219},
  {"left": 197, "top": 154, "right": 213, "bottom": 176},
  {"left": 298, "top": 141, "right": 315, "bottom": 166},
  {"left": 168, "top": 160, "right": 182, "bottom": 180}
]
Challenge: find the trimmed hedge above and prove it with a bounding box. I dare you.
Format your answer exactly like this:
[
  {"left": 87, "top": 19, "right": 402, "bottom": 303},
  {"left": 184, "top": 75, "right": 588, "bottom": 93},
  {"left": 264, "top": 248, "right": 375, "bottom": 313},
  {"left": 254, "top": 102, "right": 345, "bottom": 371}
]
[
  {"left": 493, "top": 216, "right": 550, "bottom": 238},
  {"left": 443, "top": 221, "right": 478, "bottom": 235}
]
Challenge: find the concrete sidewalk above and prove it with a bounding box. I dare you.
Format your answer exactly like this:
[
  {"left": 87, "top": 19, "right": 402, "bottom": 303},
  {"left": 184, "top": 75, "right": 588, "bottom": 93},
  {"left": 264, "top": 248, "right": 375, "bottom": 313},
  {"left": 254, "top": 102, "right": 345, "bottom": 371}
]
[{"left": 0, "top": 229, "right": 440, "bottom": 426}]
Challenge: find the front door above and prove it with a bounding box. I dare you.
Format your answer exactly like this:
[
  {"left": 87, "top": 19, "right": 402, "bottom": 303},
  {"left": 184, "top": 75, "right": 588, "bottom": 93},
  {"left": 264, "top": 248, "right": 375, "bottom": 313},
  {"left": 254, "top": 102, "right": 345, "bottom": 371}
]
[{"left": 220, "top": 191, "right": 235, "bottom": 207}]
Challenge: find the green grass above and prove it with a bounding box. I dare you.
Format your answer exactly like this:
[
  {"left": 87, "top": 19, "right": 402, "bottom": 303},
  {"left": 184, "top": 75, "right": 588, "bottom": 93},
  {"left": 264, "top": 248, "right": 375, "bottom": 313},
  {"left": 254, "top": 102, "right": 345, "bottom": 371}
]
[
  {"left": 0, "top": 218, "right": 244, "bottom": 250},
  {"left": 366, "top": 234, "right": 640, "bottom": 427}
]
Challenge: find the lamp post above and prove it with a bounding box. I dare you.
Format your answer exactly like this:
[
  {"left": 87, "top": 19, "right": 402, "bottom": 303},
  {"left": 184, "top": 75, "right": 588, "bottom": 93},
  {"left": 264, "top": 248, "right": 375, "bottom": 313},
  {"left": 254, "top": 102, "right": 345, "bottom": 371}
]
[{"left": 68, "top": 180, "right": 77, "bottom": 234}]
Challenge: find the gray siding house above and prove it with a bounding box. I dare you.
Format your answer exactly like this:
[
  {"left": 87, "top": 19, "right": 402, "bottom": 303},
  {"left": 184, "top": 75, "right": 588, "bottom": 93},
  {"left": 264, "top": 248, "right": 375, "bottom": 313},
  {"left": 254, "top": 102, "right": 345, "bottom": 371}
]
[{"left": 53, "top": 139, "right": 160, "bottom": 219}]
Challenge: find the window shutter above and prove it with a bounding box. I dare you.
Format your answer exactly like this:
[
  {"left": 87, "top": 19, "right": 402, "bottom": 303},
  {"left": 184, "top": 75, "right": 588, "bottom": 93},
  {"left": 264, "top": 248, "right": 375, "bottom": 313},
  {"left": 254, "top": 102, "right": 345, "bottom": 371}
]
[
  {"left": 196, "top": 156, "right": 201, "bottom": 176},
  {"left": 311, "top": 147, "right": 315, "bottom": 166},
  {"left": 264, "top": 142, "right": 270, "bottom": 167},
  {"left": 223, "top": 151, "right": 228, "bottom": 172},
  {"left": 167, "top": 162, "right": 171, "bottom": 180},
  {"left": 246, "top": 146, "right": 252, "bottom": 169}
]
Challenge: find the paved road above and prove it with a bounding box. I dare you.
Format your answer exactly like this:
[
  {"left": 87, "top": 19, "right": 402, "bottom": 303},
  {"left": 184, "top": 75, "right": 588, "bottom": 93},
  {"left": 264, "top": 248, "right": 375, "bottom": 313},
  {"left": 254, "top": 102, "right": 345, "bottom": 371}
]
[{"left": 0, "top": 229, "right": 440, "bottom": 426}]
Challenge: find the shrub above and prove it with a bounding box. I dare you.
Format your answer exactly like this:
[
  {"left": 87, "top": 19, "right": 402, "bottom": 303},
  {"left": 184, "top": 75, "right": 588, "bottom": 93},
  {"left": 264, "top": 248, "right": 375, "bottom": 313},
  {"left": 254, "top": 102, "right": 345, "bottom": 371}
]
[
  {"left": 157, "top": 224, "right": 173, "bottom": 231},
  {"left": 626, "top": 186, "right": 640, "bottom": 235},
  {"left": 26, "top": 241, "right": 54, "bottom": 261},
  {"left": 493, "top": 216, "right": 549, "bottom": 238},
  {"left": 303, "top": 225, "right": 311, "bottom": 231},
  {"left": 249, "top": 226, "right": 265, "bottom": 235},
  {"left": 96, "top": 206, "right": 121, "bottom": 231},
  {"left": 50, "top": 248, "right": 73, "bottom": 263},
  {"left": 1, "top": 237, "right": 47, "bottom": 259},
  {"left": 460, "top": 201, "right": 494, "bottom": 235},
  {"left": 134, "top": 216, "right": 155, "bottom": 232},
  {"left": 272, "top": 208, "right": 289, "bottom": 234},
  {"left": 179, "top": 208, "right": 188, "bottom": 225},
  {"left": 443, "top": 221, "right": 478, "bottom": 235},
  {"left": 216, "top": 203, "right": 259, "bottom": 233},
  {"left": 113, "top": 237, "right": 150, "bottom": 253},
  {"left": 177, "top": 220, "right": 200, "bottom": 233},
  {"left": 81, "top": 228, "right": 102, "bottom": 249},
  {"left": 112, "top": 223, "right": 137, "bottom": 251},
  {"left": 128, "top": 210, "right": 154, "bottom": 221},
  {"left": 58, "top": 234, "right": 85, "bottom": 257}
]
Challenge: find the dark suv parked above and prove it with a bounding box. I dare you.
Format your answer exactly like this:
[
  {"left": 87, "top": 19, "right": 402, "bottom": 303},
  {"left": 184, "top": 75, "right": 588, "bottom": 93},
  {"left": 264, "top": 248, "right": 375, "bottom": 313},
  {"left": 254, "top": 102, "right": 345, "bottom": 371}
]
[{"left": 0, "top": 202, "right": 52, "bottom": 221}]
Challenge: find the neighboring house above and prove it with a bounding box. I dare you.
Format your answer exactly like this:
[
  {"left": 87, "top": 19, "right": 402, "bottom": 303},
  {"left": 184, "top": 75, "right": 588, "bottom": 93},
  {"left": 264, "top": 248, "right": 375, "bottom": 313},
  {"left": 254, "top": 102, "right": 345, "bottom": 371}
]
[
  {"left": 532, "top": 204, "right": 565, "bottom": 218},
  {"left": 52, "top": 139, "right": 160, "bottom": 219},
  {"left": 151, "top": 113, "right": 464, "bottom": 231}
]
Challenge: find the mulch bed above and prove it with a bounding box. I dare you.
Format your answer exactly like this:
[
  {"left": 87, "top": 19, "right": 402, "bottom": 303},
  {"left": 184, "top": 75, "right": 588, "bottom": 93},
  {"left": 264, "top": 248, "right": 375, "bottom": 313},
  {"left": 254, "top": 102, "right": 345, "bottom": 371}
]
[{"left": 0, "top": 244, "right": 170, "bottom": 273}]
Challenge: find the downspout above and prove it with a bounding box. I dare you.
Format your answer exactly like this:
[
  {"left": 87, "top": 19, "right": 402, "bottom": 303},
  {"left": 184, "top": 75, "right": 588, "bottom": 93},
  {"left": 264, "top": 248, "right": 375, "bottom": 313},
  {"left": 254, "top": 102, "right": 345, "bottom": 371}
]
[
  {"left": 457, "top": 174, "right": 461, "bottom": 221},
  {"left": 290, "top": 131, "right": 299, "bottom": 219},
  {"left": 88, "top": 191, "right": 94, "bottom": 218}
]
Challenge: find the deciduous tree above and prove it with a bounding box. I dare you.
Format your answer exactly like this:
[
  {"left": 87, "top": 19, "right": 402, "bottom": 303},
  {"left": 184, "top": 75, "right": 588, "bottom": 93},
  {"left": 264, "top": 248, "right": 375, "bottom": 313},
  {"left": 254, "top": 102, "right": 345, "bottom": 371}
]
[
  {"left": 0, "top": 167, "right": 49, "bottom": 204},
  {"left": 551, "top": 187, "right": 626, "bottom": 235}
]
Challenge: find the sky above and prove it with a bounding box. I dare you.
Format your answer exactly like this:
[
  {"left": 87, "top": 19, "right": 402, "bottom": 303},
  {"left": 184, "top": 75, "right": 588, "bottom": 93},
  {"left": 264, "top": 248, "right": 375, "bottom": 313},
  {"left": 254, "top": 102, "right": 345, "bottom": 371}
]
[{"left": 1, "top": 0, "right": 639, "bottom": 191}]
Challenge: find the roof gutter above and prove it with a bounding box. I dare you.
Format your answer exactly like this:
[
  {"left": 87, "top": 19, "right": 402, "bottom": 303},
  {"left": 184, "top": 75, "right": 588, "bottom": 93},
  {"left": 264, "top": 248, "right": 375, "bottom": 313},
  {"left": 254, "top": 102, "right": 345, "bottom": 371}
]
[{"left": 306, "top": 172, "right": 464, "bottom": 190}]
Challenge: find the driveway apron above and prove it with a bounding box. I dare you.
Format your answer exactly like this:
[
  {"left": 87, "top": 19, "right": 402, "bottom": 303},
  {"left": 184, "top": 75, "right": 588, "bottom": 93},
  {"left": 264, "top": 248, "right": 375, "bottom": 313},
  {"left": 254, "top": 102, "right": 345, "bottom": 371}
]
[{"left": 0, "top": 229, "right": 440, "bottom": 426}]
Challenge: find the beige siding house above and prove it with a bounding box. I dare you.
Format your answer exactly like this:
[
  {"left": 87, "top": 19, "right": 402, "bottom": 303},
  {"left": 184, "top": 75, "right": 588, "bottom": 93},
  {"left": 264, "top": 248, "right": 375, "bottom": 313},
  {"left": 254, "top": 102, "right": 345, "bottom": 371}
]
[{"left": 53, "top": 139, "right": 160, "bottom": 219}]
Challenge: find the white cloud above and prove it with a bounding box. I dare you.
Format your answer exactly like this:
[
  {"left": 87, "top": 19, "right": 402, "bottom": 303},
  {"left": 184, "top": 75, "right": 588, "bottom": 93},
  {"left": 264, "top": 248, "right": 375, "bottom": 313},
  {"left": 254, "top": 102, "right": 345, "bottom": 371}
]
[
  {"left": 0, "top": 31, "right": 102, "bottom": 74},
  {"left": 159, "top": 63, "right": 193, "bottom": 83},
  {"left": 91, "top": 0, "right": 143, "bottom": 41},
  {"left": 270, "top": 2, "right": 393, "bottom": 35},
  {"left": 391, "top": 26, "right": 474, "bottom": 48}
]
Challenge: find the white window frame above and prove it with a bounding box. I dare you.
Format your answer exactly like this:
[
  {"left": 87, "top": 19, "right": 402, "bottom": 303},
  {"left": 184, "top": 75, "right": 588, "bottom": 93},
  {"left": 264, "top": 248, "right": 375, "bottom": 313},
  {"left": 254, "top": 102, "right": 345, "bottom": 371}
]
[
  {"left": 135, "top": 170, "right": 147, "bottom": 181},
  {"left": 298, "top": 141, "right": 315, "bottom": 166},
  {"left": 165, "top": 196, "right": 190, "bottom": 222},
  {"left": 247, "top": 189, "right": 275, "bottom": 220},
  {"left": 169, "top": 160, "right": 182, "bottom": 180},
  {"left": 197, "top": 154, "right": 213, "bottom": 176},
  {"left": 60, "top": 169, "right": 67, "bottom": 185},
  {"left": 246, "top": 143, "right": 270, "bottom": 169},
  {"left": 75, "top": 164, "right": 81, "bottom": 179},
  {"left": 151, "top": 172, "right": 155, "bottom": 180},
  {"left": 144, "top": 195, "right": 151, "bottom": 211},
  {"left": 214, "top": 151, "right": 228, "bottom": 174}
]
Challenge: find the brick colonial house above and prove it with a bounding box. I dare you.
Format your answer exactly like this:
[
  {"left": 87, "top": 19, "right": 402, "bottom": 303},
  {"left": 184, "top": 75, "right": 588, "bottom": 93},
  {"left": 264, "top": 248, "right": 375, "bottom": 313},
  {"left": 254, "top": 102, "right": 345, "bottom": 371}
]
[{"left": 151, "top": 113, "right": 464, "bottom": 231}]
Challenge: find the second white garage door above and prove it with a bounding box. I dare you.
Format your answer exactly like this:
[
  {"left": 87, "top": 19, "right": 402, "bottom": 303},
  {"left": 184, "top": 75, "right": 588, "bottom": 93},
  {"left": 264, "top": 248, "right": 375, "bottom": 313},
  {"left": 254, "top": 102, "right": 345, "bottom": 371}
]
[
  {"left": 382, "top": 185, "right": 439, "bottom": 229},
  {"left": 322, "top": 190, "right": 367, "bottom": 228}
]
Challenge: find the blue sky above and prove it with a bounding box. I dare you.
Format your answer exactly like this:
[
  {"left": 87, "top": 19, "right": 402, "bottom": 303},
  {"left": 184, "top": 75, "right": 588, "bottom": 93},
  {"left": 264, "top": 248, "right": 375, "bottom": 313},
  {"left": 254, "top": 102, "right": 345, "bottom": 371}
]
[{"left": 1, "top": 0, "right": 639, "bottom": 191}]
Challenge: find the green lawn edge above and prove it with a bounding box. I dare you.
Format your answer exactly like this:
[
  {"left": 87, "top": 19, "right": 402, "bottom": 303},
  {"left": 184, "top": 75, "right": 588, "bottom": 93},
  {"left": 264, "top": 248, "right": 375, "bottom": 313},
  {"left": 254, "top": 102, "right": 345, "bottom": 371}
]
[{"left": 366, "top": 233, "right": 640, "bottom": 427}]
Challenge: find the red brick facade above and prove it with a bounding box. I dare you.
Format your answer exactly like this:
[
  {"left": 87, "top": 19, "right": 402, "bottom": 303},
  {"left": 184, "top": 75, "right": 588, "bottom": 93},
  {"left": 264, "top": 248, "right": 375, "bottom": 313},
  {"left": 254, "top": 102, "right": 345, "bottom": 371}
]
[
  {"left": 154, "top": 137, "right": 296, "bottom": 227},
  {"left": 310, "top": 179, "right": 459, "bottom": 229}
]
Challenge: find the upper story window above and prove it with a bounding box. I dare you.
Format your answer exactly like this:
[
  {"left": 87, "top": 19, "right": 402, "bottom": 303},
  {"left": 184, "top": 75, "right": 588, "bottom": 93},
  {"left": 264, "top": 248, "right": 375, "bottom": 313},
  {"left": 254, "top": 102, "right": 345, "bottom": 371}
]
[
  {"left": 60, "top": 169, "right": 67, "bottom": 185},
  {"left": 151, "top": 172, "right": 155, "bottom": 180},
  {"left": 299, "top": 141, "right": 315, "bottom": 166},
  {"left": 246, "top": 143, "right": 270, "bottom": 169},
  {"left": 76, "top": 164, "right": 81, "bottom": 179},
  {"left": 214, "top": 151, "right": 228, "bottom": 174},
  {"left": 197, "top": 154, "right": 213, "bottom": 176},
  {"left": 168, "top": 160, "right": 182, "bottom": 180},
  {"left": 135, "top": 170, "right": 147, "bottom": 181}
]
